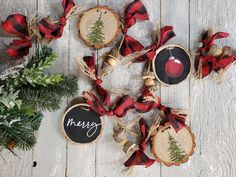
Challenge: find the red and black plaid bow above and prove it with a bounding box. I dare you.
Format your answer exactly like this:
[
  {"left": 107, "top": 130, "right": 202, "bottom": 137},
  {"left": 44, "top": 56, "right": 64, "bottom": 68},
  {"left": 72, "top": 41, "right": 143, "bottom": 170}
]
[
  {"left": 83, "top": 88, "right": 160, "bottom": 118},
  {"left": 134, "top": 26, "right": 175, "bottom": 62},
  {"left": 82, "top": 91, "right": 136, "bottom": 117},
  {"left": 158, "top": 105, "right": 186, "bottom": 132},
  {"left": 83, "top": 54, "right": 110, "bottom": 107},
  {"left": 2, "top": 14, "right": 32, "bottom": 59},
  {"left": 38, "top": 0, "right": 75, "bottom": 39},
  {"left": 124, "top": 118, "right": 155, "bottom": 168},
  {"left": 120, "top": 0, "right": 149, "bottom": 56},
  {"left": 195, "top": 30, "right": 236, "bottom": 78},
  {"left": 134, "top": 88, "right": 160, "bottom": 112}
]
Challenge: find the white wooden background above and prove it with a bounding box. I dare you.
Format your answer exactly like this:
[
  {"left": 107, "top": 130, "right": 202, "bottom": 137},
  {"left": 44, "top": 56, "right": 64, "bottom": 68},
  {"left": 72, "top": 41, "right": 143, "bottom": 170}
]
[{"left": 1, "top": 0, "right": 236, "bottom": 177}]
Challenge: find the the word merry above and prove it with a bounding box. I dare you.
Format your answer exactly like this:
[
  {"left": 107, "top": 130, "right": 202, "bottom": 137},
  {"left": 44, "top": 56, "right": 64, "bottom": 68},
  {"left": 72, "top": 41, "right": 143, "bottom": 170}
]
[{"left": 66, "top": 118, "right": 101, "bottom": 137}]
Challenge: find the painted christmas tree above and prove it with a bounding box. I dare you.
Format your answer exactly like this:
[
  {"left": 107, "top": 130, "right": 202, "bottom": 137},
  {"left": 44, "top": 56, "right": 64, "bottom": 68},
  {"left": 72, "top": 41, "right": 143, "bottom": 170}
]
[
  {"left": 168, "top": 133, "right": 186, "bottom": 162},
  {"left": 87, "top": 12, "right": 105, "bottom": 45}
]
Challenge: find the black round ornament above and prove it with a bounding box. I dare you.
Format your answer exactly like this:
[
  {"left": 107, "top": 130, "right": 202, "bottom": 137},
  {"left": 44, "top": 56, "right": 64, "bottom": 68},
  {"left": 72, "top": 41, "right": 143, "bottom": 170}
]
[
  {"left": 152, "top": 45, "right": 191, "bottom": 86},
  {"left": 62, "top": 104, "right": 103, "bottom": 144}
]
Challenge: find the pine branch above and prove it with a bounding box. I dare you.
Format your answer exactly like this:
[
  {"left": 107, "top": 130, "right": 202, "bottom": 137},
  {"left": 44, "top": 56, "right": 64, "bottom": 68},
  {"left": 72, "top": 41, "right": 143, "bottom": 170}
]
[
  {"left": 0, "top": 86, "right": 22, "bottom": 110},
  {"left": 0, "top": 107, "right": 43, "bottom": 151},
  {"left": 5, "top": 45, "right": 62, "bottom": 88},
  {"left": 19, "top": 75, "right": 78, "bottom": 111}
]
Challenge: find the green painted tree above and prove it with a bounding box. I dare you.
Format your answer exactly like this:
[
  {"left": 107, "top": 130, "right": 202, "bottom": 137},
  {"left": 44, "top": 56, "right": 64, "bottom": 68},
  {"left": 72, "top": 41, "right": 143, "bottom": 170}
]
[
  {"left": 168, "top": 133, "right": 186, "bottom": 162},
  {"left": 87, "top": 11, "right": 105, "bottom": 45}
]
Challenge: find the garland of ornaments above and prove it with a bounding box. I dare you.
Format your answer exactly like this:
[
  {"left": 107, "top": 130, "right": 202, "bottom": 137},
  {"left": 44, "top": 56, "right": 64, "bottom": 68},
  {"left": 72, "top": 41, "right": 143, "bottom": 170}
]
[
  {"left": 1, "top": 0, "right": 236, "bottom": 170},
  {"left": 69, "top": 0, "right": 196, "bottom": 168}
]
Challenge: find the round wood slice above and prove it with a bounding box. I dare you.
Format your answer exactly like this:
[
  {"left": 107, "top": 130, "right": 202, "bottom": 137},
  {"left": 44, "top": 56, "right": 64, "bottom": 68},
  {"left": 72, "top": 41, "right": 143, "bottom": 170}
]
[
  {"left": 151, "top": 123, "right": 195, "bottom": 166},
  {"left": 78, "top": 6, "right": 121, "bottom": 49},
  {"left": 62, "top": 104, "right": 103, "bottom": 145},
  {"left": 152, "top": 44, "right": 191, "bottom": 86}
]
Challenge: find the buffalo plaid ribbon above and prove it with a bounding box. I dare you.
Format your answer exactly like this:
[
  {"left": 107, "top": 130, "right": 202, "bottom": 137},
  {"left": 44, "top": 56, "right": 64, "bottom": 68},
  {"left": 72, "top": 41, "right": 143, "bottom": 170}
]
[
  {"left": 83, "top": 85, "right": 186, "bottom": 132},
  {"left": 2, "top": 14, "right": 32, "bottom": 59},
  {"left": 2, "top": 0, "right": 75, "bottom": 59},
  {"left": 134, "top": 26, "right": 176, "bottom": 62},
  {"left": 134, "top": 88, "right": 160, "bottom": 112},
  {"left": 83, "top": 55, "right": 111, "bottom": 107},
  {"left": 124, "top": 118, "right": 155, "bottom": 168},
  {"left": 120, "top": 0, "right": 149, "bottom": 56},
  {"left": 195, "top": 30, "right": 236, "bottom": 78},
  {"left": 38, "top": 0, "right": 75, "bottom": 39},
  {"left": 158, "top": 104, "right": 186, "bottom": 132}
]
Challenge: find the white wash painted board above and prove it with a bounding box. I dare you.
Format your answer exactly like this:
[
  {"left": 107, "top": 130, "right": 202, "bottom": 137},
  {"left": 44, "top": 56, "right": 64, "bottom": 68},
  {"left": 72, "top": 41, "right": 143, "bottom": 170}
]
[{"left": 0, "top": 0, "right": 236, "bottom": 177}]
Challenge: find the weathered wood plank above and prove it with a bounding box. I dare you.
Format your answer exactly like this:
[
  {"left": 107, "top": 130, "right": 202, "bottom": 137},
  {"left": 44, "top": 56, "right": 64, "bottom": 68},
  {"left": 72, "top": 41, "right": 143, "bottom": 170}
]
[
  {"left": 96, "top": 0, "right": 161, "bottom": 176},
  {"left": 32, "top": 1, "right": 69, "bottom": 177},
  {"left": 160, "top": 0, "right": 191, "bottom": 176},
  {"left": 0, "top": 1, "right": 37, "bottom": 177},
  {"left": 190, "top": 0, "right": 236, "bottom": 176},
  {"left": 66, "top": 0, "right": 97, "bottom": 177}
]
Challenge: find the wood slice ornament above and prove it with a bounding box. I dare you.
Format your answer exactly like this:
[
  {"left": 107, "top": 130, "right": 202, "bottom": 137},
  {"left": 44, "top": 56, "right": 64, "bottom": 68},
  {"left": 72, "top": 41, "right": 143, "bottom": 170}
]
[
  {"left": 78, "top": 6, "right": 121, "bottom": 49},
  {"left": 151, "top": 123, "right": 195, "bottom": 166},
  {"left": 152, "top": 44, "right": 191, "bottom": 86},
  {"left": 62, "top": 104, "right": 103, "bottom": 144}
]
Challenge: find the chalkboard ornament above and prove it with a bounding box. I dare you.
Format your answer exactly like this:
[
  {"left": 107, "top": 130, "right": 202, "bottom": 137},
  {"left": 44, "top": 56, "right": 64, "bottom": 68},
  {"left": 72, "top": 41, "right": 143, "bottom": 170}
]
[
  {"left": 62, "top": 104, "right": 103, "bottom": 144},
  {"left": 152, "top": 44, "right": 191, "bottom": 86},
  {"left": 151, "top": 123, "right": 195, "bottom": 166},
  {"left": 78, "top": 6, "right": 121, "bottom": 49}
]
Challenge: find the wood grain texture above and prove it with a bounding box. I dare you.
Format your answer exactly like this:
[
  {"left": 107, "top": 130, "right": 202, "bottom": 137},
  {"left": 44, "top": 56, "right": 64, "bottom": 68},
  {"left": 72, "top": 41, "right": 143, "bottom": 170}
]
[
  {"left": 32, "top": 1, "right": 69, "bottom": 177},
  {"left": 190, "top": 0, "right": 236, "bottom": 177},
  {"left": 0, "top": 1, "right": 36, "bottom": 177},
  {"left": 160, "top": 0, "right": 191, "bottom": 177},
  {"left": 1, "top": 0, "right": 236, "bottom": 177},
  {"left": 66, "top": 1, "right": 97, "bottom": 177}
]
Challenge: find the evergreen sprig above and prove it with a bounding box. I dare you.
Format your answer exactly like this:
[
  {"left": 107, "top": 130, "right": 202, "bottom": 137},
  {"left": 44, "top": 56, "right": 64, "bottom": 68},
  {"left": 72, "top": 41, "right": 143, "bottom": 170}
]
[
  {"left": 0, "top": 107, "right": 43, "bottom": 151},
  {"left": 0, "top": 46, "right": 78, "bottom": 153},
  {"left": 9, "top": 46, "right": 62, "bottom": 87},
  {"left": 19, "top": 75, "right": 78, "bottom": 111}
]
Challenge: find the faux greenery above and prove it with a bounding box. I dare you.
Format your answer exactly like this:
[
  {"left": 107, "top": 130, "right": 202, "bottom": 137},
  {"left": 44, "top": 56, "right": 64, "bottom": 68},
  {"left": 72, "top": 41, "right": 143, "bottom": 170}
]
[
  {"left": 87, "top": 11, "right": 105, "bottom": 45},
  {"left": 168, "top": 133, "right": 186, "bottom": 162},
  {"left": 0, "top": 46, "right": 78, "bottom": 153}
]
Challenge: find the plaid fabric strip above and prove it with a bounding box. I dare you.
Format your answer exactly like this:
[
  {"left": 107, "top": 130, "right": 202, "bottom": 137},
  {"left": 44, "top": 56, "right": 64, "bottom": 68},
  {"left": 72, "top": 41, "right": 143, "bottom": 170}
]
[
  {"left": 83, "top": 55, "right": 96, "bottom": 73},
  {"left": 124, "top": 0, "right": 149, "bottom": 29},
  {"left": 7, "top": 39, "right": 32, "bottom": 59},
  {"left": 158, "top": 26, "right": 176, "bottom": 46},
  {"left": 195, "top": 30, "right": 236, "bottom": 78},
  {"left": 199, "top": 31, "right": 229, "bottom": 54},
  {"left": 215, "top": 56, "right": 236, "bottom": 71},
  {"left": 83, "top": 55, "right": 111, "bottom": 107},
  {"left": 158, "top": 104, "right": 186, "bottom": 132},
  {"left": 197, "top": 56, "right": 217, "bottom": 78},
  {"left": 62, "top": 0, "right": 75, "bottom": 15},
  {"left": 82, "top": 91, "right": 107, "bottom": 116},
  {"left": 134, "top": 89, "right": 160, "bottom": 113},
  {"left": 112, "top": 95, "right": 135, "bottom": 117},
  {"left": 38, "top": 17, "right": 65, "bottom": 39},
  {"left": 2, "top": 14, "right": 29, "bottom": 37},
  {"left": 38, "top": 0, "right": 75, "bottom": 39},
  {"left": 133, "top": 26, "right": 175, "bottom": 62},
  {"left": 124, "top": 118, "right": 155, "bottom": 168},
  {"left": 120, "top": 34, "right": 144, "bottom": 56},
  {"left": 2, "top": 14, "right": 32, "bottom": 59},
  {"left": 120, "top": 0, "right": 149, "bottom": 56}
]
